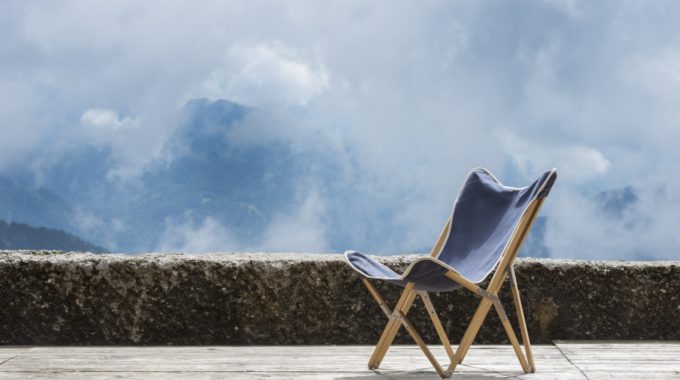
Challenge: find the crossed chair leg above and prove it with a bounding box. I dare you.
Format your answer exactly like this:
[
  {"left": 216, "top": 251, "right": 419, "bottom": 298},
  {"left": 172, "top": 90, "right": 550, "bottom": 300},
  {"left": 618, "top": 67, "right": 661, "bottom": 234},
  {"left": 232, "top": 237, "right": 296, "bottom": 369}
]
[
  {"left": 362, "top": 267, "right": 535, "bottom": 378},
  {"left": 363, "top": 280, "right": 452, "bottom": 378}
]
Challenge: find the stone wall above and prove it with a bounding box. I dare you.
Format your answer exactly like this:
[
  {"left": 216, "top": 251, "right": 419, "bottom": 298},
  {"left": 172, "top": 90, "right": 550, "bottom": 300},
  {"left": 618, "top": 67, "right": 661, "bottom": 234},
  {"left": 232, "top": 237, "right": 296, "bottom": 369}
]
[{"left": 1, "top": 251, "right": 679, "bottom": 345}]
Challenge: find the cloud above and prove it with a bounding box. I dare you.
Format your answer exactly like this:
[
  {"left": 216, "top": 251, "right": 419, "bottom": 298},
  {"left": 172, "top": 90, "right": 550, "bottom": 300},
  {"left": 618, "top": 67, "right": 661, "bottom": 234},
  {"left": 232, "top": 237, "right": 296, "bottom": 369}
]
[
  {"left": 545, "top": 182, "right": 680, "bottom": 260},
  {"left": 157, "top": 216, "right": 238, "bottom": 254},
  {"left": 3, "top": 1, "right": 680, "bottom": 259},
  {"left": 155, "top": 189, "right": 328, "bottom": 253},
  {"left": 81, "top": 108, "right": 135, "bottom": 132},
  {"left": 0, "top": 79, "right": 58, "bottom": 173},
  {"left": 197, "top": 42, "right": 329, "bottom": 108},
  {"left": 541, "top": 0, "right": 585, "bottom": 18},
  {"left": 71, "top": 208, "right": 126, "bottom": 252},
  {"left": 498, "top": 130, "right": 610, "bottom": 183},
  {"left": 79, "top": 108, "right": 172, "bottom": 180},
  {"left": 259, "top": 189, "right": 328, "bottom": 252}
]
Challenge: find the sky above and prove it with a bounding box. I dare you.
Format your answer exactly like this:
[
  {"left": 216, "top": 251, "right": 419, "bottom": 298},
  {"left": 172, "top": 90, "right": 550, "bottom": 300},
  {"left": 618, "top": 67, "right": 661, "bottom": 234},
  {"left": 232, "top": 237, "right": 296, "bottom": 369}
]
[{"left": 1, "top": 0, "right": 680, "bottom": 259}]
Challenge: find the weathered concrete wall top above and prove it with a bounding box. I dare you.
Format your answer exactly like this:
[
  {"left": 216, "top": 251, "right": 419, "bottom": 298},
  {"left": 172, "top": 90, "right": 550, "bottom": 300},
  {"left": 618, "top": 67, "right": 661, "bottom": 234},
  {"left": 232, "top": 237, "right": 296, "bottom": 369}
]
[{"left": 1, "top": 250, "right": 679, "bottom": 345}]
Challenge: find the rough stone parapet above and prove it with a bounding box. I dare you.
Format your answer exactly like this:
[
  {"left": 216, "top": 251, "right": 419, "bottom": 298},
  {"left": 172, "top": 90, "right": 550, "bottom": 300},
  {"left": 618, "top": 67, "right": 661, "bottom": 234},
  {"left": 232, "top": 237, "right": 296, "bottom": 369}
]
[{"left": 1, "top": 251, "right": 679, "bottom": 345}]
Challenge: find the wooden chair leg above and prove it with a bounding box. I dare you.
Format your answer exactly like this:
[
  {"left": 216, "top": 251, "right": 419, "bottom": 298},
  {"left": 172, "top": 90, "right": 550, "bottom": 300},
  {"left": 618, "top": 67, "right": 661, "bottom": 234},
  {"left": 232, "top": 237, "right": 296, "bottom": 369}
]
[
  {"left": 368, "top": 283, "right": 416, "bottom": 369},
  {"left": 419, "top": 291, "right": 455, "bottom": 361},
  {"left": 374, "top": 288, "right": 417, "bottom": 368},
  {"left": 509, "top": 266, "right": 535, "bottom": 372},
  {"left": 492, "top": 298, "right": 530, "bottom": 373},
  {"left": 362, "top": 279, "right": 393, "bottom": 317},
  {"left": 447, "top": 297, "right": 493, "bottom": 375},
  {"left": 397, "top": 310, "right": 446, "bottom": 378},
  {"left": 362, "top": 283, "right": 453, "bottom": 378},
  {"left": 368, "top": 303, "right": 404, "bottom": 368},
  {"left": 364, "top": 281, "right": 451, "bottom": 373},
  {"left": 450, "top": 277, "right": 534, "bottom": 375}
]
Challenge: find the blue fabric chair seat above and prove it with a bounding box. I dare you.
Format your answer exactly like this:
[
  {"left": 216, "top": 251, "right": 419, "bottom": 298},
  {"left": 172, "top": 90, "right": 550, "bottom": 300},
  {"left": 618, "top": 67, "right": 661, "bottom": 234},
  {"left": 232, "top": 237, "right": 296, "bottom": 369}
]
[{"left": 345, "top": 251, "right": 463, "bottom": 292}]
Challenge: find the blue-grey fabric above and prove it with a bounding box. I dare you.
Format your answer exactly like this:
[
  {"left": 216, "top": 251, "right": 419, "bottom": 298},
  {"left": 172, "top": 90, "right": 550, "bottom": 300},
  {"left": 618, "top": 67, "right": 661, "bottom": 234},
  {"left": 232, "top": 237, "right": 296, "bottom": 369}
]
[
  {"left": 345, "top": 168, "right": 556, "bottom": 292},
  {"left": 345, "top": 251, "right": 402, "bottom": 280}
]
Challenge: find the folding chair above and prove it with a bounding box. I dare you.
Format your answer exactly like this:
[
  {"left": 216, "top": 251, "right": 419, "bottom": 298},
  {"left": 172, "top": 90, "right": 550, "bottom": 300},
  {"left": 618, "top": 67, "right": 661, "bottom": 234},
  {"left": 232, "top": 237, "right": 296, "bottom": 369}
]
[{"left": 345, "top": 167, "right": 557, "bottom": 378}]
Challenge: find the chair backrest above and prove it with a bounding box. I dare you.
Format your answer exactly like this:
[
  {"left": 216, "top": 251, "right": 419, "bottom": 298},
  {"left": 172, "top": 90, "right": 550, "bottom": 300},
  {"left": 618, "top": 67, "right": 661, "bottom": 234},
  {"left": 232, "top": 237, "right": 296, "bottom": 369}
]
[{"left": 435, "top": 168, "right": 557, "bottom": 283}]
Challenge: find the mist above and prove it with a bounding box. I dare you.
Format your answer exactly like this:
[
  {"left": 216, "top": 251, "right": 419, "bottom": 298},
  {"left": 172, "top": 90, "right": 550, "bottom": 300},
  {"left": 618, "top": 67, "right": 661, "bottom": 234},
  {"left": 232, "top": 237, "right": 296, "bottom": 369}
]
[{"left": 1, "top": 1, "right": 679, "bottom": 259}]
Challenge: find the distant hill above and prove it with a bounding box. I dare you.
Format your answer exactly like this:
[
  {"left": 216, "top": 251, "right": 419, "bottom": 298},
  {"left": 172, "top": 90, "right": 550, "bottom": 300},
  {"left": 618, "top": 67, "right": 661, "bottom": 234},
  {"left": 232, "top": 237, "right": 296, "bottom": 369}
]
[
  {"left": 0, "top": 220, "right": 107, "bottom": 253},
  {"left": 0, "top": 99, "right": 318, "bottom": 252},
  {"left": 0, "top": 99, "right": 557, "bottom": 255}
]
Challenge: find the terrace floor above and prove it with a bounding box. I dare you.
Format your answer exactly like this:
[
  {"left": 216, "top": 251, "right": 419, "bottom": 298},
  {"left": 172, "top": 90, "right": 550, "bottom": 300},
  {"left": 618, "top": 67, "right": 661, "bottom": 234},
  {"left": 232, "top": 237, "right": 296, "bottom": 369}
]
[{"left": 0, "top": 342, "right": 678, "bottom": 379}]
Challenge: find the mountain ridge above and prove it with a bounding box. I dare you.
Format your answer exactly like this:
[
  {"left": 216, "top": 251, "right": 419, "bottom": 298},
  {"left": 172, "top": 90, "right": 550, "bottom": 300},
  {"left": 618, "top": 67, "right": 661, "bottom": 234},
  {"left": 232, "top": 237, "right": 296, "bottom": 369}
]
[{"left": 0, "top": 220, "right": 106, "bottom": 253}]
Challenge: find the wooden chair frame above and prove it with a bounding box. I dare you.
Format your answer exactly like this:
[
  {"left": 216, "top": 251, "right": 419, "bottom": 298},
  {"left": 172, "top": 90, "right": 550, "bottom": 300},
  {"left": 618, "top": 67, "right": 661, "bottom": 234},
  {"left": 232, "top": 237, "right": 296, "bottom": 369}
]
[{"left": 362, "top": 196, "right": 545, "bottom": 378}]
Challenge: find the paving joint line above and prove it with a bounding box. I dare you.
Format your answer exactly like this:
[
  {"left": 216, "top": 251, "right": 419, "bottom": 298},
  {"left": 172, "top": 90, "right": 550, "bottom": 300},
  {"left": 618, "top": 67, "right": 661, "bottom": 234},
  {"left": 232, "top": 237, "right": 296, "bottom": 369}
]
[
  {"left": 0, "top": 353, "right": 20, "bottom": 368},
  {"left": 553, "top": 342, "right": 590, "bottom": 380}
]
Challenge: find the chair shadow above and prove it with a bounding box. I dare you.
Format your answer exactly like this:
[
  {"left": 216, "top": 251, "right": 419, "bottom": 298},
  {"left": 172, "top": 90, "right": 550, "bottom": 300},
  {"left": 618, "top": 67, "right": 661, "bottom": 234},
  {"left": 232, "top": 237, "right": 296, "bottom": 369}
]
[{"left": 337, "top": 368, "right": 526, "bottom": 380}]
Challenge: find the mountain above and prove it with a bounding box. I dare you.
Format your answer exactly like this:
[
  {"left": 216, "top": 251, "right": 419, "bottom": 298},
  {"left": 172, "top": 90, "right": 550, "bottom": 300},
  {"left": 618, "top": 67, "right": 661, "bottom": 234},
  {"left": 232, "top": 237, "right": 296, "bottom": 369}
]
[
  {"left": 0, "top": 98, "right": 566, "bottom": 255},
  {"left": 595, "top": 186, "right": 638, "bottom": 219},
  {"left": 0, "top": 220, "right": 106, "bottom": 252},
  {"left": 0, "top": 99, "right": 317, "bottom": 252},
  {"left": 0, "top": 177, "right": 74, "bottom": 230}
]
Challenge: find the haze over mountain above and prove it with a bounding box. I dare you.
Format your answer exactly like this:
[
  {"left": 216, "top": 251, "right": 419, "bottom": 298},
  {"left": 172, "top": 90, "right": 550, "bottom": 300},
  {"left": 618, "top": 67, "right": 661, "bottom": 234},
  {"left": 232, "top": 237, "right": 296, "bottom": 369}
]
[
  {"left": 1, "top": 99, "right": 399, "bottom": 253},
  {"left": 0, "top": 97, "right": 633, "bottom": 257},
  {"left": 1, "top": 1, "right": 679, "bottom": 259}
]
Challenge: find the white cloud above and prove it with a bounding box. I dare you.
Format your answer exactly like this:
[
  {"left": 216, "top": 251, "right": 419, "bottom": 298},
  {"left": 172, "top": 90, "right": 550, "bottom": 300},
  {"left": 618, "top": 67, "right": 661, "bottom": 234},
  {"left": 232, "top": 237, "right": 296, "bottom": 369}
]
[
  {"left": 155, "top": 189, "right": 329, "bottom": 253},
  {"left": 70, "top": 208, "right": 127, "bottom": 252},
  {"left": 71, "top": 208, "right": 104, "bottom": 233},
  {"left": 498, "top": 130, "right": 610, "bottom": 183},
  {"left": 80, "top": 108, "right": 135, "bottom": 132},
  {"left": 197, "top": 42, "right": 329, "bottom": 108},
  {"left": 79, "top": 108, "right": 172, "bottom": 180},
  {"left": 545, "top": 181, "right": 680, "bottom": 260},
  {"left": 157, "top": 216, "right": 238, "bottom": 254},
  {"left": 3, "top": 1, "right": 680, "bottom": 258},
  {"left": 259, "top": 190, "right": 328, "bottom": 252},
  {"left": 0, "top": 81, "right": 54, "bottom": 172}
]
